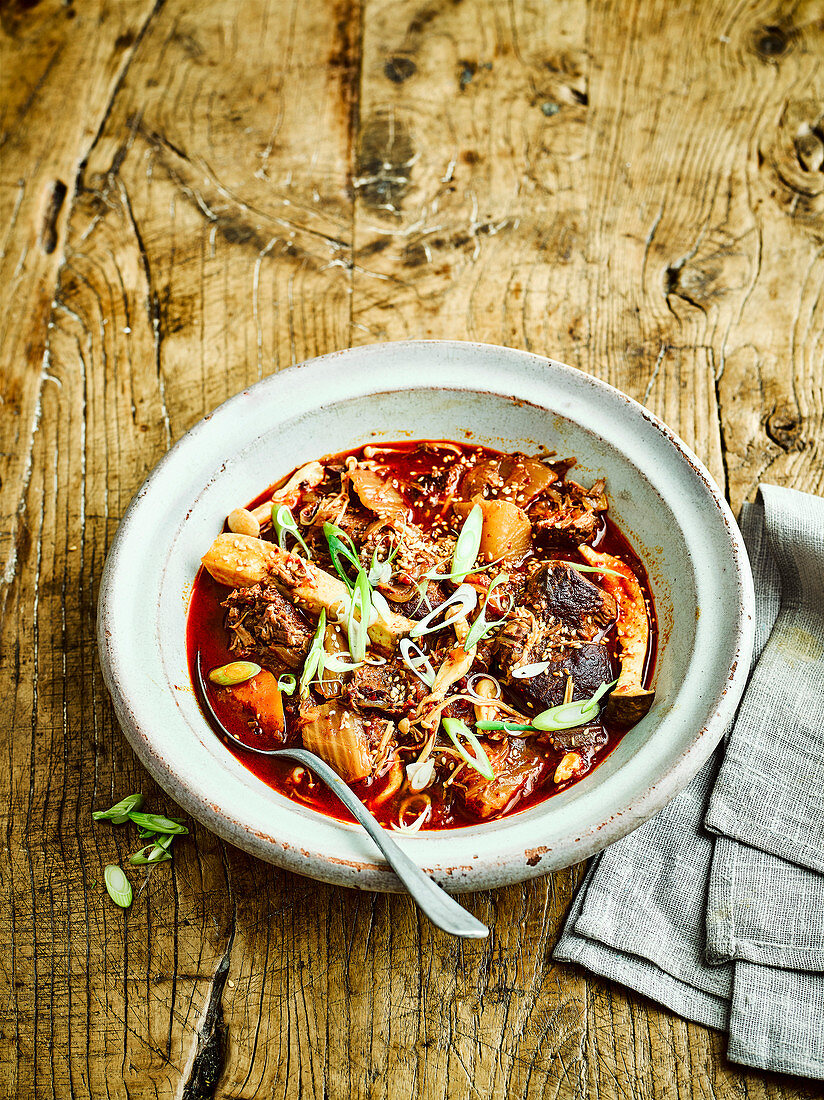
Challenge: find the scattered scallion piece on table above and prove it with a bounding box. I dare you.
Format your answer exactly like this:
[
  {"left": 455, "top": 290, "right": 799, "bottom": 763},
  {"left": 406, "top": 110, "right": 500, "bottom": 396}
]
[
  {"left": 127, "top": 812, "right": 189, "bottom": 835},
  {"left": 92, "top": 792, "right": 144, "bottom": 824},
  {"left": 104, "top": 865, "right": 133, "bottom": 909}
]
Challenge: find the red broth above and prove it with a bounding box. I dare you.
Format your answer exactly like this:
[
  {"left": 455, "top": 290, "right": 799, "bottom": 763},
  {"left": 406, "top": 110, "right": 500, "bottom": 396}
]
[{"left": 187, "top": 441, "right": 657, "bottom": 829}]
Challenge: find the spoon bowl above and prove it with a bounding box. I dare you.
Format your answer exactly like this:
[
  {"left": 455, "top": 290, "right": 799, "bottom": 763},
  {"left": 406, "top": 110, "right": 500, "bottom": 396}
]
[{"left": 195, "top": 655, "right": 488, "bottom": 939}]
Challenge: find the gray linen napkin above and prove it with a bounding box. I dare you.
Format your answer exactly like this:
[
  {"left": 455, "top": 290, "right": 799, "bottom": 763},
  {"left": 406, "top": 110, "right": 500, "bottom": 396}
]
[{"left": 553, "top": 486, "right": 824, "bottom": 1080}]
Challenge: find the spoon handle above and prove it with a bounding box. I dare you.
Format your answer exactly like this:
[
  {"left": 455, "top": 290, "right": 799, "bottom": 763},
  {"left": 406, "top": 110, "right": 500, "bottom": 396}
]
[{"left": 276, "top": 748, "right": 489, "bottom": 939}]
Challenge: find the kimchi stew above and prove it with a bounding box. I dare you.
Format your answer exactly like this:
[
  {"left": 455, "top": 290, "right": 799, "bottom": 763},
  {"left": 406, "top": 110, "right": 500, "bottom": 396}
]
[{"left": 187, "top": 442, "right": 657, "bottom": 831}]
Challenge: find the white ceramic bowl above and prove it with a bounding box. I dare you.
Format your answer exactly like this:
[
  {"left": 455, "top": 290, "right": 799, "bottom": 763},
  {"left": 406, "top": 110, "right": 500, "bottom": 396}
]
[{"left": 98, "top": 341, "right": 754, "bottom": 892}]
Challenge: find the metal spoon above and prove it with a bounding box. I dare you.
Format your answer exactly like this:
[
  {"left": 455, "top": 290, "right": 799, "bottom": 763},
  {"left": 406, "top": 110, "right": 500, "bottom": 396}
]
[{"left": 196, "top": 658, "right": 488, "bottom": 939}]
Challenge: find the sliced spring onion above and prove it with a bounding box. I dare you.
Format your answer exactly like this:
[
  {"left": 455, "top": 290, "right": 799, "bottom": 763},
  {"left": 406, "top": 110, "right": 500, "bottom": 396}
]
[
  {"left": 323, "top": 522, "right": 361, "bottom": 591},
  {"left": 208, "top": 660, "right": 261, "bottom": 687},
  {"left": 368, "top": 541, "right": 399, "bottom": 585},
  {"left": 272, "top": 504, "right": 312, "bottom": 558},
  {"left": 511, "top": 661, "right": 551, "bottom": 680},
  {"left": 104, "top": 865, "right": 133, "bottom": 908},
  {"left": 322, "top": 652, "right": 365, "bottom": 674},
  {"left": 463, "top": 573, "right": 511, "bottom": 652},
  {"left": 424, "top": 553, "right": 508, "bottom": 582},
  {"left": 300, "top": 609, "right": 327, "bottom": 696},
  {"left": 348, "top": 571, "right": 372, "bottom": 662},
  {"left": 409, "top": 585, "right": 478, "bottom": 639},
  {"left": 277, "top": 673, "right": 297, "bottom": 696},
  {"left": 129, "top": 834, "right": 174, "bottom": 865},
  {"left": 568, "top": 561, "right": 624, "bottom": 578},
  {"left": 127, "top": 812, "right": 189, "bottom": 836},
  {"left": 441, "top": 717, "right": 494, "bottom": 780},
  {"left": 92, "top": 793, "right": 144, "bottom": 824},
  {"left": 450, "top": 503, "right": 483, "bottom": 583},
  {"left": 400, "top": 638, "right": 436, "bottom": 688},
  {"left": 370, "top": 589, "right": 393, "bottom": 623},
  {"left": 363, "top": 655, "right": 388, "bottom": 666},
  {"left": 475, "top": 721, "right": 536, "bottom": 733},
  {"left": 531, "top": 678, "right": 618, "bottom": 732}
]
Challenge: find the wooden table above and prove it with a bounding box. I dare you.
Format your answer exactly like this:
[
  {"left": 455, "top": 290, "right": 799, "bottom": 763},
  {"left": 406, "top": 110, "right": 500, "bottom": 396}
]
[{"left": 2, "top": 1, "right": 822, "bottom": 1096}]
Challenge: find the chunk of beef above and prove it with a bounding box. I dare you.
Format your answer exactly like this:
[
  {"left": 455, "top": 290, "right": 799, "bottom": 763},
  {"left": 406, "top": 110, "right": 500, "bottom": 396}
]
[
  {"left": 222, "top": 583, "right": 314, "bottom": 668},
  {"left": 388, "top": 581, "right": 448, "bottom": 622},
  {"left": 345, "top": 664, "right": 425, "bottom": 718},
  {"left": 525, "top": 561, "right": 616, "bottom": 639},
  {"left": 499, "top": 643, "right": 615, "bottom": 713},
  {"left": 541, "top": 723, "right": 608, "bottom": 753},
  {"left": 529, "top": 477, "right": 607, "bottom": 545},
  {"left": 453, "top": 738, "right": 548, "bottom": 819}
]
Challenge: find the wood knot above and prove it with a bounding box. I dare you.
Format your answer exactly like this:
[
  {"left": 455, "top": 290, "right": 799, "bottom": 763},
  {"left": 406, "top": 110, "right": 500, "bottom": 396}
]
[
  {"left": 766, "top": 405, "right": 804, "bottom": 451},
  {"left": 384, "top": 56, "right": 416, "bottom": 84},
  {"left": 754, "top": 25, "right": 790, "bottom": 58}
]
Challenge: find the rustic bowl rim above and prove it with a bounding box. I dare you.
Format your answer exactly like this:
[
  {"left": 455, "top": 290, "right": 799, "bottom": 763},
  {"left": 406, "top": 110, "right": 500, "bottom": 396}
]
[{"left": 97, "top": 340, "right": 755, "bottom": 893}]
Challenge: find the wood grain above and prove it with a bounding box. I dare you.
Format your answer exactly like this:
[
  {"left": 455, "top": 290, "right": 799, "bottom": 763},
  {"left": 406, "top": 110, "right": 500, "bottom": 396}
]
[{"left": 1, "top": 0, "right": 822, "bottom": 1097}]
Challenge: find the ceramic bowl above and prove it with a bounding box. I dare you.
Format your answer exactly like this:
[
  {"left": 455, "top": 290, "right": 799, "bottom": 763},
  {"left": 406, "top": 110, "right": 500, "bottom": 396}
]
[{"left": 97, "top": 341, "right": 754, "bottom": 892}]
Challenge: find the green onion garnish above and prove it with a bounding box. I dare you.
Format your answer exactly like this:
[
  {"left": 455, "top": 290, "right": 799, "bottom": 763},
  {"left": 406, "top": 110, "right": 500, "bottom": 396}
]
[
  {"left": 272, "top": 504, "right": 313, "bottom": 558},
  {"left": 300, "top": 609, "right": 327, "bottom": 697},
  {"left": 348, "top": 570, "right": 373, "bottom": 662},
  {"left": 450, "top": 503, "right": 483, "bottom": 583},
  {"left": 129, "top": 834, "right": 175, "bottom": 865},
  {"left": 531, "top": 678, "right": 618, "bottom": 732},
  {"left": 92, "top": 793, "right": 144, "bottom": 824},
  {"left": 475, "top": 721, "right": 535, "bottom": 732},
  {"left": 463, "top": 572, "right": 511, "bottom": 652},
  {"left": 323, "top": 522, "right": 362, "bottom": 591},
  {"left": 476, "top": 678, "right": 619, "bottom": 735},
  {"left": 368, "top": 541, "right": 399, "bottom": 585},
  {"left": 408, "top": 585, "right": 478, "bottom": 639},
  {"left": 442, "top": 717, "right": 494, "bottom": 780},
  {"left": 568, "top": 562, "right": 624, "bottom": 578},
  {"left": 104, "top": 865, "right": 133, "bottom": 909},
  {"left": 127, "top": 812, "right": 189, "bottom": 836},
  {"left": 277, "top": 673, "right": 297, "bottom": 696}
]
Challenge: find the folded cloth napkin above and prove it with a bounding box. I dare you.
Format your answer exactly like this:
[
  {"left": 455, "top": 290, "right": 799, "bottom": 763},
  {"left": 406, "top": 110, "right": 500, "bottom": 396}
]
[{"left": 553, "top": 485, "right": 824, "bottom": 1080}]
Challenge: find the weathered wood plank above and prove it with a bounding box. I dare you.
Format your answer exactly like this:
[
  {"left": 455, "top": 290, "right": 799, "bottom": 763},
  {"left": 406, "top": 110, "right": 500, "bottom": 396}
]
[{"left": 2, "top": 0, "right": 824, "bottom": 1098}]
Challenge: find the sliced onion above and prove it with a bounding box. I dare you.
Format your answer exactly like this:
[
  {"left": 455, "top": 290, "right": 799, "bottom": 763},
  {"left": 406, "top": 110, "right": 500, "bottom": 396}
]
[
  {"left": 406, "top": 759, "right": 436, "bottom": 791},
  {"left": 400, "top": 639, "right": 436, "bottom": 688},
  {"left": 511, "top": 661, "right": 551, "bottom": 680},
  {"left": 390, "top": 805, "right": 431, "bottom": 833},
  {"left": 409, "top": 585, "right": 477, "bottom": 639}
]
